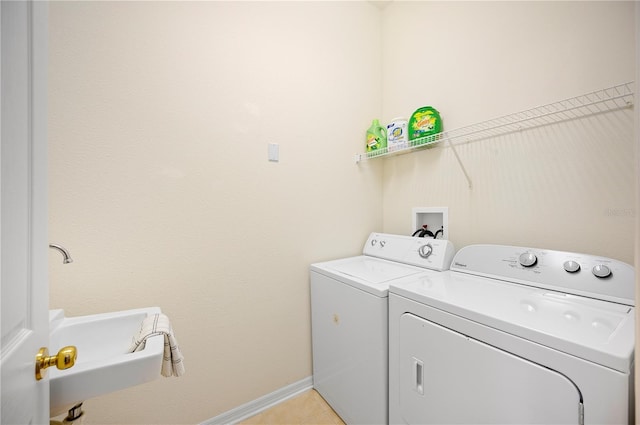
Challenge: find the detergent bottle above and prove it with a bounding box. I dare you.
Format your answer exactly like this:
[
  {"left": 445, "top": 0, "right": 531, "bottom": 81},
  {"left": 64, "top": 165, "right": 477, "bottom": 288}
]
[
  {"left": 386, "top": 117, "right": 408, "bottom": 152},
  {"left": 408, "top": 106, "right": 442, "bottom": 145},
  {"left": 366, "top": 119, "right": 387, "bottom": 153}
]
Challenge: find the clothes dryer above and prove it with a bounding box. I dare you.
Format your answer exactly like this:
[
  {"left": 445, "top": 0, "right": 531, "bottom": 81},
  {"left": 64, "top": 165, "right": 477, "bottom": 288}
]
[
  {"left": 389, "top": 244, "right": 635, "bottom": 425},
  {"left": 311, "top": 233, "right": 455, "bottom": 425}
]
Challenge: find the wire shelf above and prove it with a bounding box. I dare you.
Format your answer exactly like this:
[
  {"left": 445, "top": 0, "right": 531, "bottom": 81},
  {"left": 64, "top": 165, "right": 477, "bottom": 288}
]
[{"left": 355, "top": 81, "right": 635, "bottom": 187}]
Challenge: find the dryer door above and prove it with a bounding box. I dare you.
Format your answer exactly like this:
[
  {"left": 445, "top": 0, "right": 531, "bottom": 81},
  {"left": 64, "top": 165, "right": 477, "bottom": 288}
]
[{"left": 398, "top": 313, "right": 582, "bottom": 424}]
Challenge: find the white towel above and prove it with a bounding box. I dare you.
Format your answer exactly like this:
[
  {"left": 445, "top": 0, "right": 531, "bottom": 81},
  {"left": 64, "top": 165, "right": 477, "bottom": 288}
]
[{"left": 129, "top": 313, "right": 185, "bottom": 377}]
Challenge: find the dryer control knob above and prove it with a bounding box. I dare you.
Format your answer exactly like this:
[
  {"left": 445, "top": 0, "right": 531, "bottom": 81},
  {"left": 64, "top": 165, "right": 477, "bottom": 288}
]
[
  {"left": 592, "top": 264, "right": 612, "bottom": 279},
  {"left": 418, "top": 244, "right": 433, "bottom": 259},
  {"left": 518, "top": 252, "right": 537, "bottom": 267},
  {"left": 563, "top": 260, "right": 581, "bottom": 273}
]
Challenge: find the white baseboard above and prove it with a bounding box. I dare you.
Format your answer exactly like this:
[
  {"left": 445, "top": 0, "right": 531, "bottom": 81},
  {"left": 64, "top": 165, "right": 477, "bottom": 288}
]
[{"left": 201, "top": 376, "right": 313, "bottom": 425}]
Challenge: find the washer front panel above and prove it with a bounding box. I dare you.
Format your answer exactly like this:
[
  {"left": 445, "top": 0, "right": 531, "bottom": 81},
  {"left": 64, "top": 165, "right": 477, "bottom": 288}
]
[{"left": 310, "top": 271, "right": 388, "bottom": 424}]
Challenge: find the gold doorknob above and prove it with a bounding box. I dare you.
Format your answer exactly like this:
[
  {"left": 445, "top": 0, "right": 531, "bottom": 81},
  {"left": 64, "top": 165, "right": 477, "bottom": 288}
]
[{"left": 35, "top": 346, "right": 77, "bottom": 381}]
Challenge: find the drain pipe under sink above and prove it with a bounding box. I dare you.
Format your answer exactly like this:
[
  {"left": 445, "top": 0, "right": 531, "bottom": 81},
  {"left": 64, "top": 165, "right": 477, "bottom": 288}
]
[{"left": 50, "top": 402, "right": 85, "bottom": 425}]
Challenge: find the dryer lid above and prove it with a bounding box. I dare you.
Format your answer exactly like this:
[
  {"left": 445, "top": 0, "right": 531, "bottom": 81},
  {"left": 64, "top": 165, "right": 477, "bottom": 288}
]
[{"left": 389, "top": 272, "right": 635, "bottom": 372}]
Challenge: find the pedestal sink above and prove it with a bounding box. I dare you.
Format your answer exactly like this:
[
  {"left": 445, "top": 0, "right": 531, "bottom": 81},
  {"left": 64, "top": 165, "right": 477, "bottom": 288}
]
[{"left": 48, "top": 307, "right": 164, "bottom": 416}]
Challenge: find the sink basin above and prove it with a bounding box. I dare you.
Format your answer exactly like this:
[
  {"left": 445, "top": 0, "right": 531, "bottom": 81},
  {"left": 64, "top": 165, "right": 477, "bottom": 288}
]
[{"left": 48, "top": 307, "right": 164, "bottom": 416}]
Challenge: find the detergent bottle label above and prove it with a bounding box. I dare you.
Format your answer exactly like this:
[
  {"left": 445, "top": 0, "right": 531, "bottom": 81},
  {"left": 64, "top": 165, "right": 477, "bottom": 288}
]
[{"left": 367, "top": 132, "right": 380, "bottom": 150}]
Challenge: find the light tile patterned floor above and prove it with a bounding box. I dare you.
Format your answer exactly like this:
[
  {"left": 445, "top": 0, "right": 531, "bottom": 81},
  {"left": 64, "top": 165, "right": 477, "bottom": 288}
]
[{"left": 238, "top": 389, "right": 345, "bottom": 425}]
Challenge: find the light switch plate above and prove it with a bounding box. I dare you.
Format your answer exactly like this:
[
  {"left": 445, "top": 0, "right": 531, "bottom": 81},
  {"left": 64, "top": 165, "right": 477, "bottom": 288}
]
[{"left": 268, "top": 143, "right": 279, "bottom": 162}]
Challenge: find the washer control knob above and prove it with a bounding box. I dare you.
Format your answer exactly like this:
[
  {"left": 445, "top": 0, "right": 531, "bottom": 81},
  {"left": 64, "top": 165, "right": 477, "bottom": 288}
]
[
  {"left": 592, "top": 264, "right": 612, "bottom": 279},
  {"left": 518, "top": 252, "right": 537, "bottom": 267},
  {"left": 380, "top": 240, "right": 386, "bottom": 248},
  {"left": 418, "top": 244, "right": 433, "bottom": 259},
  {"left": 563, "top": 260, "right": 581, "bottom": 273}
]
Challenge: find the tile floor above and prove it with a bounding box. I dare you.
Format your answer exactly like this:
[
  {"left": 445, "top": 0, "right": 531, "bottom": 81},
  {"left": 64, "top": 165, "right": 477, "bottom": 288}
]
[{"left": 239, "top": 389, "right": 345, "bottom": 425}]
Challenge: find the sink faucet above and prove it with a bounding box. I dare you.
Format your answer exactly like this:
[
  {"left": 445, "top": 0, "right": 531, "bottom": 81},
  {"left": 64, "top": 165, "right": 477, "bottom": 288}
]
[{"left": 49, "top": 244, "right": 73, "bottom": 264}]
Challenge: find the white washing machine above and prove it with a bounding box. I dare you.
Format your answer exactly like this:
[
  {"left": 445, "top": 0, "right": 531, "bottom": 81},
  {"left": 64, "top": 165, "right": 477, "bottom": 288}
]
[
  {"left": 389, "top": 244, "right": 635, "bottom": 425},
  {"left": 310, "top": 233, "right": 455, "bottom": 425}
]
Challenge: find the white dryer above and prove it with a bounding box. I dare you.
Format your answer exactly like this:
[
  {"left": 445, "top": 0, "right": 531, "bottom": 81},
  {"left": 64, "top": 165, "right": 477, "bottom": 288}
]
[
  {"left": 311, "top": 233, "right": 455, "bottom": 425},
  {"left": 389, "top": 244, "right": 635, "bottom": 425}
]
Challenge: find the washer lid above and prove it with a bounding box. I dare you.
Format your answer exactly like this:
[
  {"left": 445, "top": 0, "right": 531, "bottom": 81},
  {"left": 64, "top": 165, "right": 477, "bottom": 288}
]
[
  {"left": 311, "top": 256, "right": 426, "bottom": 297},
  {"left": 389, "top": 271, "right": 635, "bottom": 373}
]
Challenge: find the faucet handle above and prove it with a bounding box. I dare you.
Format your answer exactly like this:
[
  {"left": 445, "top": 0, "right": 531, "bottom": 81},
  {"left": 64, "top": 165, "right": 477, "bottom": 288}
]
[{"left": 49, "top": 244, "right": 73, "bottom": 264}]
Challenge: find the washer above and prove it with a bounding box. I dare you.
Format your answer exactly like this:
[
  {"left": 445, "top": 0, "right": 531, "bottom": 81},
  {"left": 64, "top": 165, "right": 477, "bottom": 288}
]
[
  {"left": 389, "top": 244, "right": 635, "bottom": 425},
  {"left": 310, "top": 233, "right": 455, "bottom": 425}
]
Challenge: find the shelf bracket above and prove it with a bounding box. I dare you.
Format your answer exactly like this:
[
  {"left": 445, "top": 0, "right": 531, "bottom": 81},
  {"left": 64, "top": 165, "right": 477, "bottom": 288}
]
[{"left": 446, "top": 138, "right": 472, "bottom": 189}]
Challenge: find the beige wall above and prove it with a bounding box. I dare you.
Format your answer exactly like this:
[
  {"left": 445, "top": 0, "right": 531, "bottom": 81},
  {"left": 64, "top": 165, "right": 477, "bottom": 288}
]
[
  {"left": 381, "top": 1, "right": 636, "bottom": 264},
  {"left": 48, "top": 2, "right": 382, "bottom": 424},
  {"left": 49, "top": 1, "right": 636, "bottom": 424}
]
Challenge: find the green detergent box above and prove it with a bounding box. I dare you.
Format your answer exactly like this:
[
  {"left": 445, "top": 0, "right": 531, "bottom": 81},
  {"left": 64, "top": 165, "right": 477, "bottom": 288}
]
[{"left": 408, "top": 106, "right": 442, "bottom": 146}]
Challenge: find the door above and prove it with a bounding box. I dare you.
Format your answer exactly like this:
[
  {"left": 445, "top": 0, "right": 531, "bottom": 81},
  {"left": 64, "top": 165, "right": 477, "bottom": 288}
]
[
  {"left": 1, "top": 1, "right": 49, "bottom": 424},
  {"left": 398, "top": 313, "right": 582, "bottom": 425}
]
